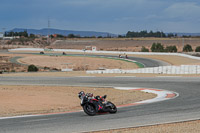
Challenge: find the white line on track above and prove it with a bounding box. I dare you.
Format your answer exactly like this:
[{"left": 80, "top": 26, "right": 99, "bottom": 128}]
[
  {"left": 114, "top": 76, "right": 136, "bottom": 78},
  {"left": 157, "top": 76, "right": 182, "bottom": 78}
]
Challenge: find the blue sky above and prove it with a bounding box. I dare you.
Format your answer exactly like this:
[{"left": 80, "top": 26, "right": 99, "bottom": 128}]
[{"left": 0, "top": 0, "right": 200, "bottom": 34}]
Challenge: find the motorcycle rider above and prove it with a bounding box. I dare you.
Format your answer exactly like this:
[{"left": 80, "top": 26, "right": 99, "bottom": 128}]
[
  {"left": 78, "top": 91, "right": 105, "bottom": 102},
  {"left": 78, "top": 91, "right": 85, "bottom": 99},
  {"left": 78, "top": 91, "right": 117, "bottom": 115}
]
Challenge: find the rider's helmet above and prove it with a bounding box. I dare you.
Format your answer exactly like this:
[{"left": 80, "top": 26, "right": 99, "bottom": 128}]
[
  {"left": 78, "top": 91, "right": 85, "bottom": 99},
  {"left": 87, "top": 93, "right": 93, "bottom": 97},
  {"left": 95, "top": 95, "right": 100, "bottom": 100}
]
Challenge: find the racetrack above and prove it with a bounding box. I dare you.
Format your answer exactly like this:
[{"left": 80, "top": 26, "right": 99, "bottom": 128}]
[
  {"left": 7, "top": 52, "right": 170, "bottom": 68},
  {"left": 0, "top": 76, "right": 200, "bottom": 133},
  {"left": 0, "top": 51, "right": 199, "bottom": 132}
]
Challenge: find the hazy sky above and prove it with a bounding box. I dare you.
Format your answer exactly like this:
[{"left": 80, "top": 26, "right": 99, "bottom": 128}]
[{"left": 0, "top": 0, "right": 200, "bottom": 34}]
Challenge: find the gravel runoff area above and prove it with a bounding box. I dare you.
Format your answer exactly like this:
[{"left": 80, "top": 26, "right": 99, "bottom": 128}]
[
  {"left": 89, "top": 120, "right": 200, "bottom": 133},
  {"left": 0, "top": 85, "right": 155, "bottom": 117}
]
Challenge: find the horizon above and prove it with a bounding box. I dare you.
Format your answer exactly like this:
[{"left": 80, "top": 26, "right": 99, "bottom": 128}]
[
  {"left": 1, "top": 0, "right": 200, "bottom": 34},
  {"left": 8, "top": 28, "right": 200, "bottom": 35}
]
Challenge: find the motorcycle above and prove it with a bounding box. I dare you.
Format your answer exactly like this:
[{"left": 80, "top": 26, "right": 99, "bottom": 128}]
[{"left": 78, "top": 91, "right": 117, "bottom": 116}]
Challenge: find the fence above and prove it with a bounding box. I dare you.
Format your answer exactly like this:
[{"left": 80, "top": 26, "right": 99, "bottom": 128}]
[{"left": 86, "top": 65, "right": 200, "bottom": 74}]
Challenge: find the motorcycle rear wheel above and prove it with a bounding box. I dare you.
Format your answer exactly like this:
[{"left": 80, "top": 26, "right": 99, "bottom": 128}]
[{"left": 83, "top": 104, "right": 96, "bottom": 116}]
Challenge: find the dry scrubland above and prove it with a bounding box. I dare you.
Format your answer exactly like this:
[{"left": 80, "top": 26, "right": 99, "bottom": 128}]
[
  {"left": 0, "top": 85, "right": 155, "bottom": 117},
  {"left": 50, "top": 38, "right": 200, "bottom": 52},
  {"left": 0, "top": 54, "right": 27, "bottom": 72},
  {"left": 1, "top": 38, "right": 200, "bottom": 52}
]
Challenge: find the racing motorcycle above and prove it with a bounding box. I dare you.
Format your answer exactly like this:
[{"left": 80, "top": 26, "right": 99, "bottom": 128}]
[{"left": 78, "top": 91, "right": 117, "bottom": 116}]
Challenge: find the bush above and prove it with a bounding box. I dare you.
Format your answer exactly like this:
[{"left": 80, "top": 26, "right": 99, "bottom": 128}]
[
  {"left": 195, "top": 46, "right": 200, "bottom": 52},
  {"left": 151, "top": 43, "right": 164, "bottom": 52},
  {"left": 141, "top": 46, "right": 149, "bottom": 52},
  {"left": 11, "top": 70, "right": 16, "bottom": 72},
  {"left": 165, "top": 45, "right": 177, "bottom": 52},
  {"left": 28, "top": 65, "right": 38, "bottom": 72},
  {"left": 183, "top": 44, "right": 193, "bottom": 52}
]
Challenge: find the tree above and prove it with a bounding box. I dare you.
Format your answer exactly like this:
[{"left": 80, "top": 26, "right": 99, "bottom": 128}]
[
  {"left": 165, "top": 46, "right": 177, "bottom": 52},
  {"left": 98, "top": 36, "right": 102, "bottom": 38},
  {"left": 195, "top": 46, "right": 200, "bottom": 52},
  {"left": 67, "top": 34, "right": 75, "bottom": 38},
  {"left": 29, "top": 33, "right": 35, "bottom": 38},
  {"left": 118, "top": 35, "right": 124, "bottom": 38},
  {"left": 141, "top": 46, "right": 149, "bottom": 52},
  {"left": 151, "top": 43, "right": 164, "bottom": 52},
  {"left": 183, "top": 44, "right": 193, "bottom": 52},
  {"left": 167, "top": 33, "right": 175, "bottom": 38},
  {"left": 28, "top": 65, "right": 38, "bottom": 72},
  {"left": 125, "top": 30, "right": 167, "bottom": 38}
]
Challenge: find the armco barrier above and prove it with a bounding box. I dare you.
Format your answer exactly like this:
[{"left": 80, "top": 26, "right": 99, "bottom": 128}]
[{"left": 86, "top": 65, "right": 200, "bottom": 74}]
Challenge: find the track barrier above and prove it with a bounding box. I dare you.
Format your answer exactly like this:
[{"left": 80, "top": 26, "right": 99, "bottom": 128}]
[{"left": 87, "top": 65, "right": 200, "bottom": 74}]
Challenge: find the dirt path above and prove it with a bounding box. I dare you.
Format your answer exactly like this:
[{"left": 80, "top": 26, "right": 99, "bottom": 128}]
[{"left": 0, "top": 85, "right": 155, "bottom": 117}]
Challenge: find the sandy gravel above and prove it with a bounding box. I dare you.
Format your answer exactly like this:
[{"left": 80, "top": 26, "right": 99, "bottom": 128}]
[
  {"left": 0, "top": 85, "right": 155, "bottom": 117},
  {"left": 91, "top": 120, "right": 200, "bottom": 133}
]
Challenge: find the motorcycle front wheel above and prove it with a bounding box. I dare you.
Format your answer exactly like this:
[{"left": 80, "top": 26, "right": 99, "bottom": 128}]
[
  {"left": 107, "top": 102, "right": 117, "bottom": 114},
  {"left": 83, "top": 104, "right": 96, "bottom": 116}
]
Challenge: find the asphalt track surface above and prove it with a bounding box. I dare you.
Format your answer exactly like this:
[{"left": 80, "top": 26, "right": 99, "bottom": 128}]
[
  {"left": 96, "top": 54, "right": 170, "bottom": 67},
  {"left": 0, "top": 76, "right": 200, "bottom": 133}
]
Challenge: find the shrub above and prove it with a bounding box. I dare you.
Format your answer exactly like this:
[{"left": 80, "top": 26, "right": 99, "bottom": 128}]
[
  {"left": 141, "top": 46, "right": 149, "bottom": 52},
  {"left": 183, "top": 44, "right": 193, "bottom": 52},
  {"left": 151, "top": 43, "right": 164, "bottom": 52},
  {"left": 28, "top": 65, "right": 38, "bottom": 72},
  {"left": 195, "top": 46, "right": 200, "bottom": 52},
  {"left": 165, "top": 45, "right": 177, "bottom": 52}
]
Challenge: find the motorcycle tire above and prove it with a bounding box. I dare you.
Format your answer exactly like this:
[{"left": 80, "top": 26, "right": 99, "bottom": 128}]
[
  {"left": 107, "top": 102, "right": 117, "bottom": 114},
  {"left": 83, "top": 104, "right": 96, "bottom": 116}
]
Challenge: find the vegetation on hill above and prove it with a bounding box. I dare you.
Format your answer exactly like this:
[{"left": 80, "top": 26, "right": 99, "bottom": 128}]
[{"left": 126, "top": 30, "right": 177, "bottom": 38}]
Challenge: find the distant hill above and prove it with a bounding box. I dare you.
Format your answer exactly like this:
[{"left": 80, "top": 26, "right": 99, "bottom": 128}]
[{"left": 10, "top": 28, "right": 116, "bottom": 37}]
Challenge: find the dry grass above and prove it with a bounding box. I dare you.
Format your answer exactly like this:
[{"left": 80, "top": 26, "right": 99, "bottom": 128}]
[
  {"left": 0, "top": 85, "right": 155, "bottom": 117},
  {"left": 90, "top": 120, "right": 200, "bottom": 133},
  {"left": 18, "top": 55, "right": 138, "bottom": 70}
]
